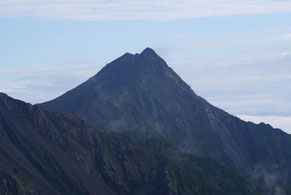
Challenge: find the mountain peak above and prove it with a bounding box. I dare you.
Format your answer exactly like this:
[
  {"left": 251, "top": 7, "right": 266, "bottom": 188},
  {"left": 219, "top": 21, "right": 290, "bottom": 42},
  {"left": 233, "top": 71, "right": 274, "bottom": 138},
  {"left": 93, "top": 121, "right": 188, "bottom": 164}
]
[
  {"left": 0, "top": 92, "right": 9, "bottom": 100},
  {"left": 141, "top": 47, "right": 158, "bottom": 56}
]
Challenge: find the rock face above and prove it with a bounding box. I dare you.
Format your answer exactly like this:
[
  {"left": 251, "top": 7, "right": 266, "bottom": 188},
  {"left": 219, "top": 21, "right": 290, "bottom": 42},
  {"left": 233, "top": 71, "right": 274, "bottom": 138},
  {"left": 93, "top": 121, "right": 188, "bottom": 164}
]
[
  {"left": 0, "top": 93, "right": 253, "bottom": 195},
  {"left": 40, "top": 48, "right": 291, "bottom": 187}
]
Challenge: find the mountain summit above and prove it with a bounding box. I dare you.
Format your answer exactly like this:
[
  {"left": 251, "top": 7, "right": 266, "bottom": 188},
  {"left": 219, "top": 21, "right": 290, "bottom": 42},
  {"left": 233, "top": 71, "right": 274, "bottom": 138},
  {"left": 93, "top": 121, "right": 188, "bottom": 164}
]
[
  {"left": 41, "top": 48, "right": 291, "bottom": 191},
  {"left": 41, "top": 48, "right": 200, "bottom": 147},
  {"left": 141, "top": 47, "right": 159, "bottom": 56}
]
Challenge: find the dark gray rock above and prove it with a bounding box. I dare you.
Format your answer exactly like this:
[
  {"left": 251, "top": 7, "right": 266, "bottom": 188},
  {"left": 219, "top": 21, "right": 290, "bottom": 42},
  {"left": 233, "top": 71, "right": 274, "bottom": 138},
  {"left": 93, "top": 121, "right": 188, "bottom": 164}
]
[
  {"left": 40, "top": 48, "right": 291, "bottom": 193},
  {"left": 0, "top": 93, "right": 253, "bottom": 194}
]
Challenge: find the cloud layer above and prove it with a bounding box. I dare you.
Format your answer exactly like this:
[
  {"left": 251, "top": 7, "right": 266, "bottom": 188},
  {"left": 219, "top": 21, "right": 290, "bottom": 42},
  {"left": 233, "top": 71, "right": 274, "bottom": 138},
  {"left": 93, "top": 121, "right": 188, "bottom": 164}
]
[
  {"left": 168, "top": 49, "right": 291, "bottom": 119},
  {"left": 0, "top": 64, "right": 99, "bottom": 103},
  {"left": 1, "top": 0, "right": 291, "bottom": 20},
  {"left": 238, "top": 115, "right": 291, "bottom": 134}
]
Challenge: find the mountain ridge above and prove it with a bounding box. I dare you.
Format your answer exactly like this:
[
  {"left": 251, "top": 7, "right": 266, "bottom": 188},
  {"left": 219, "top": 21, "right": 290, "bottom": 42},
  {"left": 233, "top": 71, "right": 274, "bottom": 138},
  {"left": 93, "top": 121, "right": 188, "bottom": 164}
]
[
  {"left": 0, "top": 92, "right": 255, "bottom": 194},
  {"left": 40, "top": 48, "right": 291, "bottom": 193}
]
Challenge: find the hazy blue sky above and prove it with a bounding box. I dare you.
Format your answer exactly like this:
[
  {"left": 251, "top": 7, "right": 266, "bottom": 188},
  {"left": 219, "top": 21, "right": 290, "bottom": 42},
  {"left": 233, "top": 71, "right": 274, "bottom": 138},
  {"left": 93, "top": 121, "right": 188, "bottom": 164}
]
[{"left": 0, "top": 0, "right": 291, "bottom": 133}]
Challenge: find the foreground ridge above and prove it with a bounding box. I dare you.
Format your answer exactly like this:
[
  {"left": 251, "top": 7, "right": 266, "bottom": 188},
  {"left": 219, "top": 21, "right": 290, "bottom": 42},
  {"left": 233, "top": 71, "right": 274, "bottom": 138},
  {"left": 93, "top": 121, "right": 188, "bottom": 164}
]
[{"left": 0, "top": 93, "right": 254, "bottom": 194}]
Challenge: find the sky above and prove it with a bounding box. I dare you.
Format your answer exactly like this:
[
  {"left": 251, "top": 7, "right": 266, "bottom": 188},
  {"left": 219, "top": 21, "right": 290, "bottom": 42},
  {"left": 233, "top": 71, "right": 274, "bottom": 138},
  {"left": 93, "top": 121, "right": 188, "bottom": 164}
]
[{"left": 0, "top": 0, "right": 291, "bottom": 133}]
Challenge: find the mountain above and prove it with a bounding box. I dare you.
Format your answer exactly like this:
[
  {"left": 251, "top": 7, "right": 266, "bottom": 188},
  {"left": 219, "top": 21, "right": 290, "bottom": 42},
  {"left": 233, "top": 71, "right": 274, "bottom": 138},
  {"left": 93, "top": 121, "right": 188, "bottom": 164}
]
[
  {"left": 40, "top": 48, "right": 291, "bottom": 192},
  {"left": 0, "top": 93, "right": 255, "bottom": 194}
]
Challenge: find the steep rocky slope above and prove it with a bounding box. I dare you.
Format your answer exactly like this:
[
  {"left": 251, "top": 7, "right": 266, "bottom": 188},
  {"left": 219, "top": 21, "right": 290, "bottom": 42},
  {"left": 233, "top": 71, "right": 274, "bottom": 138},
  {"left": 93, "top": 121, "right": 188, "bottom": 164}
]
[
  {"left": 40, "top": 48, "right": 291, "bottom": 192},
  {"left": 0, "top": 93, "right": 253, "bottom": 194}
]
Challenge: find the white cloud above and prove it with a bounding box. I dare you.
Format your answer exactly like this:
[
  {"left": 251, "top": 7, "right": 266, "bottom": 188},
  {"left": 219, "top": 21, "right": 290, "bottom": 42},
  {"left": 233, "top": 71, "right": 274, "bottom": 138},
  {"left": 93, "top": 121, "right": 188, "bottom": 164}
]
[
  {"left": 214, "top": 98, "right": 274, "bottom": 107},
  {"left": 0, "top": 86, "right": 26, "bottom": 93},
  {"left": 1, "top": 0, "right": 291, "bottom": 20},
  {"left": 278, "top": 33, "right": 291, "bottom": 41},
  {"left": 213, "top": 50, "right": 291, "bottom": 67},
  {"left": 168, "top": 49, "right": 291, "bottom": 118},
  {"left": 0, "top": 63, "right": 100, "bottom": 104},
  {"left": 238, "top": 115, "right": 291, "bottom": 134},
  {"left": 0, "top": 64, "right": 98, "bottom": 78}
]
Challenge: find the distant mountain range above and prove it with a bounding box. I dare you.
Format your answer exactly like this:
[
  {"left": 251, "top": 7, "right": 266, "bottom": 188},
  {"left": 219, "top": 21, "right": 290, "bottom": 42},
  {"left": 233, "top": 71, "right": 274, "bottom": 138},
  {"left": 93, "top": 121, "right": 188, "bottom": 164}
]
[{"left": 0, "top": 48, "right": 290, "bottom": 194}]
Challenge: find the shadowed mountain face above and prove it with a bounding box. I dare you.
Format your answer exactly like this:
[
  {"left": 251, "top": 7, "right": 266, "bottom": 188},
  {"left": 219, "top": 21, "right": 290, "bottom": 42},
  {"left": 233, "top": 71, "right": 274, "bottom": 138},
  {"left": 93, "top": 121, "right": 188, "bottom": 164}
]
[
  {"left": 0, "top": 93, "right": 254, "bottom": 195},
  {"left": 40, "top": 48, "right": 291, "bottom": 191}
]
